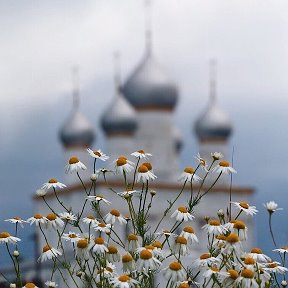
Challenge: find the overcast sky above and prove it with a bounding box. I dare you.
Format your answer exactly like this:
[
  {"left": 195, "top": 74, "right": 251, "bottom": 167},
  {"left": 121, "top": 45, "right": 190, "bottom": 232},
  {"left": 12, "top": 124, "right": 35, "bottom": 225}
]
[{"left": 1, "top": 0, "right": 288, "bottom": 265}]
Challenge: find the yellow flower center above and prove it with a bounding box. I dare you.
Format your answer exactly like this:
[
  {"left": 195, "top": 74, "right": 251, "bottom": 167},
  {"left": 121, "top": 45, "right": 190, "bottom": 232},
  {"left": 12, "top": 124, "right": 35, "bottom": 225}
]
[
  {"left": 122, "top": 254, "right": 133, "bottom": 263},
  {"left": 34, "top": 213, "right": 43, "bottom": 219},
  {"left": 152, "top": 241, "right": 162, "bottom": 249},
  {"left": 281, "top": 246, "right": 288, "bottom": 251},
  {"left": 138, "top": 149, "right": 145, "bottom": 154},
  {"left": 46, "top": 213, "right": 57, "bottom": 221},
  {"left": 183, "top": 226, "right": 194, "bottom": 233},
  {"left": 200, "top": 253, "right": 210, "bottom": 260},
  {"left": 98, "top": 223, "right": 106, "bottom": 228},
  {"left": 94, "top": 237, "right": 105, "bottom": 245},
  {"left": 118, "top": 156, "right": 127, "bottom": 160},
  {"left": 0, "top": 232, "right": 10, "bottom": 238},
  {"left": 143, "top": 162, "right": 152, "bottom": 171},
  {"left": 86, "top": 215, "right": 96, "bottom": 220},
  {"left": 128, "top": 234, "right": 138, "bottom": 241},
  {"left": 138, "top": 165, "right": 149, "bottom": 173},
  {"left": 216, "top": 235, "right": 226, "bottom": 241},
  {"left": 178, "top": 207, "right": 188, "bottom": 213},
  {"left": 169, "top": 261, "right": 182, "bottom": 271},
  {"left": 268, "top": 262, "right": 278, "bottom": 268},
  {"left": 226, "top": 233, "right": 239, "bottom": 244},
  {"left": 244, "top": 257, "right": 256, "bottom": 265},
  {"left": 48, "top": 178, "right": 58, "bottom": 183},
  {"left": 233, "top": 220, "right": 246, "bottom": 229},
  {"left": 211, "top": 266, "right": 220, "bottom": 272},
  {"left": 140, "top": 249, "right": 153, "bottom": 260},
  {"left": 209, "top": 219, "right": 220, "bottom": 226},
  {"left": 42, "top": 244, "right": 52, "bottom": 253},
  {"left": 219, "top": 160, "right": 230, "bottom": 167},
  {"left": 116, "top": 158, "right": 127, "bottom": 166},
  {"left": 251, "top": 247, "right": 263, "bottom": 254},
  {"left": 106, "top": 267, "right": 113, "bottom": 273},
  {"left": 228, "top": 269, "right": 239, "bottom": 280},
  {"left": 184, "top": 167, "right": 194, "bottom": 174},
  {"left": 239, "top": 202, "right": 249, "bottom": 209},
  {"left": 145, "top": 245, "right": 155, "bottom": 250},
  {"left": 178, "top": 283, "right": 189, "bottom": 288},
  {"left": 110, "top": 209, "right": 120, "bottom": 217},
  {"left": 25, "top": 283, "right": 36, "bottom": 288},
  {"left": 77, "top": 239, "right": 88, "bottom": 249},
  {"left": 94, "top": 151, "right": 102, "bottom": 157},
  {"left": 14, "top": 217, "right": 22, "bottom": 220},
  {"left": 69, "top": 156, "right": 79, "bottom": 164},
  {"left": 118, "top": 275, "right": 130, "bottom": 282},
  {"left": 241, "top": 268, "right": 254, "bottom": 279},
  {"left": 69, "top": 233, "right": 77, "bottom": 238},
  {"left": 108, "top": 245, "right": 118, "bottom": 254},
  {"left": 175, "top": 236, "right": 187, "bottom": 245}
]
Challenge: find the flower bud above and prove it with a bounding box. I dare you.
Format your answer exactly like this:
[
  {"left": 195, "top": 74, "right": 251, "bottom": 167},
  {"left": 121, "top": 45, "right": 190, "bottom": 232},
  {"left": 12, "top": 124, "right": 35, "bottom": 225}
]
[
  {"left": 90, "top": 174, "right": 97, "bottom": 181},
  {"left": 10, "top": 284, "right": 16, "bottom": 288},
  {"left": 150, "top": 190, "right": 157, "bottom": 197},
  {"left": 281, "top": 280, "right": 287, "bottom": 287},
  {"left": 13, "top": 250, "right": 19, "bottom": 257}
]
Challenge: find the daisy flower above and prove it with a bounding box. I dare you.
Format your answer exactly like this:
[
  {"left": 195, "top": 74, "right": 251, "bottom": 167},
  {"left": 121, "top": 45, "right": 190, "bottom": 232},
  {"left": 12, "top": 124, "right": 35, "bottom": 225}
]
[
  {"left": 22, "top": 283, "right": 39, "bottom": 288},
  {"left": 263, "top": 201, "right": 283, "bottom": 213},
  {"left": 127, "top": 234, "right": 140, "bottom": 252},
  {"left": 222, "top": 233, "right": 242, "bottom": 255},
  {"left": 264, "top": 261, "right": 288, "bottom": 274},
  {"left": 95, "top": 263, "right": 117, "bottom": 282},
  {"left": 137, "top": 248, "right": 161, "bottom": 271},
  {"left": 194, "top": 153, "right": 208, "bottom": 172},
  {"left": 233, "top": 220, "right": 248, "bottom": 241},
  {"left": 273, "top": 246, "right": 288, "bottom": 254},
  {"left": 93, "top": 222, "right": 112, "bottom": 234},
  {"left": 212, "top": 160, "right": 237, "bottom": 174},
  {"left": 38, "top": 245, "right": 62, "bottom": 262},
  {"left": 171, "top": 207, "right": 194, "bottom": 222},
  {"left": 155, "top": 229, "right": 177, "bottom": 239},
  {"left": 27, "top": 213, "right": 47, "bottom": 226},
  {"left": 202, "top": 219, "right": 227, "bottom": 235},
  {"left": 62, "top": 232, "right": 81, "bottom": 243},
  {"left": 86, "top": 195, "right": 111, "bottom": 205},
  {"left": 172, "top": 236, "right": 189, "bottom": 256},
  {"left": 180, "top": 226, "right": 198, "bottom": 245},
  {"left": 117, "top": 189, "right": 141, "bottom": 198},
  {"left": 223, "top": 269, "right": 239, "bottom": 287},
  {"left": 178, "top": 167, "right": 202, "bottom": 183},
  {"left": 75, "top": 239, "right": 91, "bottom": 260},
  {"left": 0, "top": 232, "right": 20, "bottom": 244},
  {"left": 114, "top": 156, "right": 134, "bottom": 175},
  {"left": 136, "top": 164, "right": 157, "bottom": 182},
  {"left": 105, "top": 209, "right": 127, "bottom": 225},
  {"left": 107, "top": 245, "right": 121, "bottom": 262},
  {"left": 122, "top": 253, "right": 136, "bottom": 273},
  {"left": 41, "top": 178, "right": 66, "bottom": 190},
  {"left": 247, "top": 247, "right": 271, "bottom": 263},
  {"left": 232, "top": 201, "right": 258, "bottom": 216},
  {"left": 235, "top": 268, "right": 258, "bottom": 288},
  {"left": 110, "top": 275, "right": 138, "bottom": 288},
  {"left": 45, "top": 213, "right": 64, "bottom": 230},
  {"left": 192, "top": 253, "right": 220, "bottom": 269},
  {"left": 163, "top": 261, "right": 186, "bottom": 283},
  {"left": 131, "top": 149, "right": 152, "bottom": 159},
  {"left": 92, "top": 237, "right": 108, "bottom": 255},
  {"left": 5, "top": 217, "right": 26, "bottom": 228},
  {"left": 45, "top": 281, "right": 58, "bottom": 288},
  {"left": 202, "top": 265, "right": 229, "bottom": 281},
  {"left": 83, "top": 215, "right": 99, "bottom": 226},
  {"left": 59, "top": 212, "right": 77, "bottom": 222},
  {"left": 65, "top": 156, "right": 87, "bottom": 174},
  {"left": 86, "top": 148, "right": 109, "bottom": 161},
  {"left": 211, "top": 152, "right": 224, "bottom": 160}
]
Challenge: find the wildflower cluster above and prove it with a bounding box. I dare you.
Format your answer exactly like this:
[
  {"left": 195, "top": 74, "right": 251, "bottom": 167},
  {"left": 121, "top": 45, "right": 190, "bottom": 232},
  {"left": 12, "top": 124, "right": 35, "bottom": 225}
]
[{"left": 1, "top": 149, "right": 287, "bottom": 288}]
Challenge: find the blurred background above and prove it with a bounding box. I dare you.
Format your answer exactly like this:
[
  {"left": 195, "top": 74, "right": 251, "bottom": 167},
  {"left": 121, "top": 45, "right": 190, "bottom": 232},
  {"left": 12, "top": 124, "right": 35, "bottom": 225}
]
[{"left": 1, "top": 0, "right": 288, "bottom": 268}]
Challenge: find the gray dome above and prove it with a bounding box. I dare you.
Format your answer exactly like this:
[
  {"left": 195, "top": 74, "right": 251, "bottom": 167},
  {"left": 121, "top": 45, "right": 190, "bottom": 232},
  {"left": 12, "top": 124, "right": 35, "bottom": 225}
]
[
  {"left": 122, "top": 55, "right": 178, "bottom": 110},
  {"left": 101, "top": 89, "right": 137, "bottom": 136},
  {"left": 195, "top": 103, "right": 232, "bottom": 141},
  {"left": 59, "top": 110, "right": 95, "bottom": 148}
]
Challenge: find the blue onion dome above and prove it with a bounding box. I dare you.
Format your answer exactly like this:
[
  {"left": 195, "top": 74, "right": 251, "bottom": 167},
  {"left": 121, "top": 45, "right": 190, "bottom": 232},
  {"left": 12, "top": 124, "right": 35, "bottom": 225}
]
[
  {"left": 122, "top": 54, "right": 178, "bottom": 111},
  {"left": 101, "top": 87, "right": 137, "bottom": 136},
  {"left": 172, "top": 125, "right": 183, "bottom": 153},
  {"left": 194, "top": 103, "right": 232, "bottom": 142}
]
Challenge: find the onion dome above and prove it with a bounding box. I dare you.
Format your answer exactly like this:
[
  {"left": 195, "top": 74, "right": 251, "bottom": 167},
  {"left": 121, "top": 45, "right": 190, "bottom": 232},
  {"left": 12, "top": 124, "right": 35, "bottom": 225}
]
[
  {"left": 101, "top": 87, "right": 137, "bottom": 137},
  {"left": 59, "top": 69, "right": 95, "bottom": 148},
  {"left": 172, "top": 125, "right": 183, "bottom": 153},
  {"left": 194, "top": 60, "right": 232, "bottom": 142}
]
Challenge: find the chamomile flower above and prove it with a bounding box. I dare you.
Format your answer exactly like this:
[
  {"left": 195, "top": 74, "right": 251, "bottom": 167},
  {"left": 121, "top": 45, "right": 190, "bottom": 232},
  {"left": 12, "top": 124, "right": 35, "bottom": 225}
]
[
  {"left": 45, "top": 213, "right": 64, "bottom": 230},
  {"left": 247, "top": 247, "right": 271, "bottom": 263},
  {"left": 211, "top": 152, "right": 224, "bottom": 160},
  {"left": 235, "top": 269, "right": 258, "bottom": 288},
  {"left": 222, "top": 233, "right": 242, "bottom": 255},
  {"left": 202, "top": 219, "right": 227, "bottom": 235},
  {"left": 222, "top": 269, "right": 239, "bottom": 287},
  {"left": 0, "top": 232, "right": 20, "bottom": 244},
  {"left": 27, "top": 213, "right": 47, "bottom": 226},
  {"left": 5, "top": 217, "right": 26, "bottom": 228},
  {"left": 41, "top": 178, "right": 66, "bottom": 190},
  {"left": 65, "top": 156, "right": 87, "bottom": 174},
  {"left": 117, "top": 189, "right": 141, "bottom": 198},
  {"left": 202, "top": 265, "right": 229, "bottom": 281},
  {"left": 178, "top": 167, "right": 202, "bottom": 183},
  {"left": 95, "top": 263, "right": 117, "bottom": 282},
  {"left": 92, "top": 237, "right": 108, "bottom": 255},
  {"left": 62, "top": 232, "right": 81, "bottom": 243},
  {"left": 45, "top": 281, "right": 58, "bottom": 288},
  {"left": 107, "top": 245, "right": 121, "bottom": 262},
  {"left": 93, "top": 222, "right": 112, "bottom": 234},
  {"left": 192, "top": 253, "right": 220, "bottom": 269},
  {"left": 194, "top": 153, "right": 208, "bottom": 172},
  {"left": 180, "top": 226, "right": 198, "bottom": 244},
  {"left": 59, "top": 212, "right": 77, "bottom": 222},
  {"left": 105, "top": 209, "right": 127, "bottom": 225},
  {"left": 110, "top": 275, "right": 138, "bottom": 288},
  {"left": 172, "top": 236, "right": 189, "bottom": 256},
  {"left": 122, "top": 253, "right": 136, "bottom": 273},
  {"left": 86, "top": 195, "right": 111, "bottom": 205},
  {"left": 212, "top": 160, "right": 237, "bottom": 174},
  {"left": 127, "top": 234, "right": 140, "bottom": 252},
  {"left": 264, "top": 261, "right": 288, "bottom": 274},
  {"left": 155, "top": 229, "right": 177, "bottom": 239},
  {"left": 171, "top": 207, "right": 194, "bottom": 222},
  {"left": 273, "top": 246, "right": 288, "bottom": 254},
  {"left": 131, "top": 149, "right": 152, "bottom": 159},
  {"left": 137, "top": 248, "right": 161, "bottom": 271},
  {"left": 87, "top": 148, "right": 109, "bottom": 161},
  {"left": 163, "top": 261, "right": 186, "bottom": 283},
  {"left": 263, "top": 201, "right": 283, "bottom": 213},
  {"left": 232, "top": 202, "right": 258, "bottom": 216},
  {"left": 38, "top": 245, "right": 61, "bottom": 262},
  {"left": 75, "top": 239, "right": 91, "bottom": 260},
  {"left": 114, "top": 156, "right": 134, "bottom": 175},
  {"left": 233, "top": 220, "right": 248, "bottom": 241},
  {"left": 83, "top": 215, "right": 99, "bottom": 226},
  {"left": 136, "top": 164, "right": 157, "bottom": 182},
  {"left": 22, "top": 283, "right": 39, "bottom": 288}
]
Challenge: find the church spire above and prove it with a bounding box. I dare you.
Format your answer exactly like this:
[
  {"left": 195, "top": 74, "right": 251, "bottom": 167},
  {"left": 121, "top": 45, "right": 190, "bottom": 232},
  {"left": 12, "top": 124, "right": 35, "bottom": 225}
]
[
  {"left": 209, "top": 59, "right": 217, "bottom": 105},
  {"left": 144, "top": 0, "right": 152, "bottom": 57},
  {"left": 72, "top": 66, "right": 80, "bottom": 110}
]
